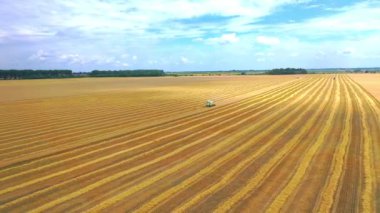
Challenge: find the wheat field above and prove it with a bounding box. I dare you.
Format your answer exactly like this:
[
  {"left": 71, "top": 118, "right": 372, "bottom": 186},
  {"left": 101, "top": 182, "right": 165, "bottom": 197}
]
[{"left": 0, "top": 74, "right": 379, "bottom": 212}]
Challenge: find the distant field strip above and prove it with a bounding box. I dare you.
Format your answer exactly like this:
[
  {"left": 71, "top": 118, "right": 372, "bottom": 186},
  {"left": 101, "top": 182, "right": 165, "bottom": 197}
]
[{"left": 0, "top": 75, "right": 379, "bottom": 212}]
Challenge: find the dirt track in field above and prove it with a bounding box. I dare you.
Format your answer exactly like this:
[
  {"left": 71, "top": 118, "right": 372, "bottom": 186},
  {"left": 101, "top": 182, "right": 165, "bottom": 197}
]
[{"left": 0, "top": 75, "right": 379, "bottom": 212}]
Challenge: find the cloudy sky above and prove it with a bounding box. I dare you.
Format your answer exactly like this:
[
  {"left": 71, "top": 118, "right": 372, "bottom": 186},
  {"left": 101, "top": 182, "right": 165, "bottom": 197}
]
[{"left": 0, "top": 0, "right": 380, "bottom": 71}]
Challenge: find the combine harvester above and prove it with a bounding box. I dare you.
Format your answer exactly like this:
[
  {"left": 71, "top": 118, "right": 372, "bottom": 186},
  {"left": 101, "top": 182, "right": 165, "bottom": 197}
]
[{"left": 205, "top": 100, "right": 215, "bottom": 107}]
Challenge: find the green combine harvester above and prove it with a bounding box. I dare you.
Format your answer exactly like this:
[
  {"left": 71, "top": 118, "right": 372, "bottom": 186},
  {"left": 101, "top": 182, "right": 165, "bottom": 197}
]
[{"left": 205, "top": 100, "right": 215, "bottom": 107}]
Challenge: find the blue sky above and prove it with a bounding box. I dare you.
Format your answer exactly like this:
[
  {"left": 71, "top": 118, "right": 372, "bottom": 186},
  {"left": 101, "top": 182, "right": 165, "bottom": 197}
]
[{"left": 0, "top": 0, "right": 379, "bottom": 71}]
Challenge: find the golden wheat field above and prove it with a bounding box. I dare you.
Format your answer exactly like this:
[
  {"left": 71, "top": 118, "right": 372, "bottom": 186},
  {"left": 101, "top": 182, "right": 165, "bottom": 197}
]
[{"left": 0, "top": 74, "right": 379, "bottom": 212}]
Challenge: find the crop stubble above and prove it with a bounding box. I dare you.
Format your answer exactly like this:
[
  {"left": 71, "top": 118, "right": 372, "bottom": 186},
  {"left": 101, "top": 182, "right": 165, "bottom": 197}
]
[{"left": 0, "top": 75, "right": 379, "bottom": 212}]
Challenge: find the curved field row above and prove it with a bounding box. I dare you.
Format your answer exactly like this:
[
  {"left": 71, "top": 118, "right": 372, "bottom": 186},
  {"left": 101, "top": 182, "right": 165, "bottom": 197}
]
[
  {"left": 0, "top": 78, "right": 304, "bottom": 143},
  {"left": 0, "top": 77, "right": 314, "bottom": 169},
  {"left": 0, "top": 78, "right": 298, "bottom": 145},
  {"left": 72, "top": 77, "right": 332, "bottom": 212},
  {"left": 0, "top": 75, "right": 378, "bottom": 212},
  {"left": 0, "top": 77, "right": 318, "bottom": 194},
  {"left": 227, "top": 76, "right": 340, "bottom": 213},
  {"left": 0, "top": 90, "right": 240, "bottom": 140},
  {"left": 135, "top": 77, "right": 332, "bottom": 212},
  {"left": 0, "top": 77, "right": 290, "bottom": 126},
  {"left": 264, "top": 75, "right": 343, "bottom": 212},
  {"left": 0, "top": 75, "right": 320, "bottom": 211},
  {"left": 0, "top": 78, "right": 304, "bottom": 149},
  {"left": 207, "top": 76, "right": 337, "bottom": 213},
  {"left": 2, "top": 77, "right": 314, "bottom": 191},
  {"left": 345, "top": 75, "right": 380, "bottom": 212},
  {"left": 2, "top": 75, "right": 324, "bottom": 211},
  {"left": 0, "top": 85, "right": 241, "bottom": 131},
  {"left": 0, "top": 83, "right": 313, "bottom": 185}
]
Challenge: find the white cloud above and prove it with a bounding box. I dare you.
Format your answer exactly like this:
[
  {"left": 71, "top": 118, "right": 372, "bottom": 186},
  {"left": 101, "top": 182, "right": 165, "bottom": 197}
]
[
  {"left": 271, "top": 1, "right": 380, "bottom": 36},
  {"left": 1, "top": 0, "right": 380, "bottom": 71},
  {"left": 256, "top": 36, "right": 280, "bottom": 46},
  {"left": 0, "top": 0, "right": 313, "bottom": 41},
  {"left": 305, "top": 4, "right": 322, "bottom": 9},
  {"left": 29, "top": 50, "right": 51, "bottom": 61},
  {"left": 15, "top": 28, "right": 55, "bottom": 37},
  {"left": 59, "top": 53, "right": 85, "bottom": 64},
  {"left": 207, "top": 33, "right": 239, "bottom": 45},
  {"left": 180, "top": 56, "right": 191, "bottom": 64},
  {"left": 30, "top": 51, "right": 134, "bottom": 67}
]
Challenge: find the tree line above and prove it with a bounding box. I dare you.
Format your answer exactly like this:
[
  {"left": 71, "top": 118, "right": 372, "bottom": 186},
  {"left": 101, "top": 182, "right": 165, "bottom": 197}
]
[
  {"left": 0, "top": 70, "right": 73, "bottom": 79},
  {"left": 89, "top": 70, "right": 165, "bottom": 77},
  {"left": 0, "top": 69, "right": 165, "bottom": 80},
  {"left": 0, "top": 68, "right": 312, "bottom": 80},
  {"left": 267, "top": 68, "right": 308, "bottom": 75}
]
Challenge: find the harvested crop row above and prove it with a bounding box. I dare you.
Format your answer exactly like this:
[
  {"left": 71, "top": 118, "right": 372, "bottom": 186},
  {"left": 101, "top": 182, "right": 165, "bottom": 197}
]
[
  {"left": 0, "top": 77, "right": 313, "bottom": 171},
  {"left": 135, "top": 77, "right": 331, "bottom": 212},
  {"left": 0, "top": 78, "right": 299, "bottom": 147},
  {"left": 0, "top": 79, "right": 303, "bottom": 149},
  {"left": 0, "top": 77, "right": 288, "bottom": 127},
  {"left": 27, "top": 77, "right": 323, "bottom": 212},
  {"left": 0, "top": 76, "right": 316, "bottom": 205},
  {"left": 0, "top": 75, "right": 314, "bottom": 211},
  {"left": 0, "top": 75, "right": 378, "bottom": 212}
]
